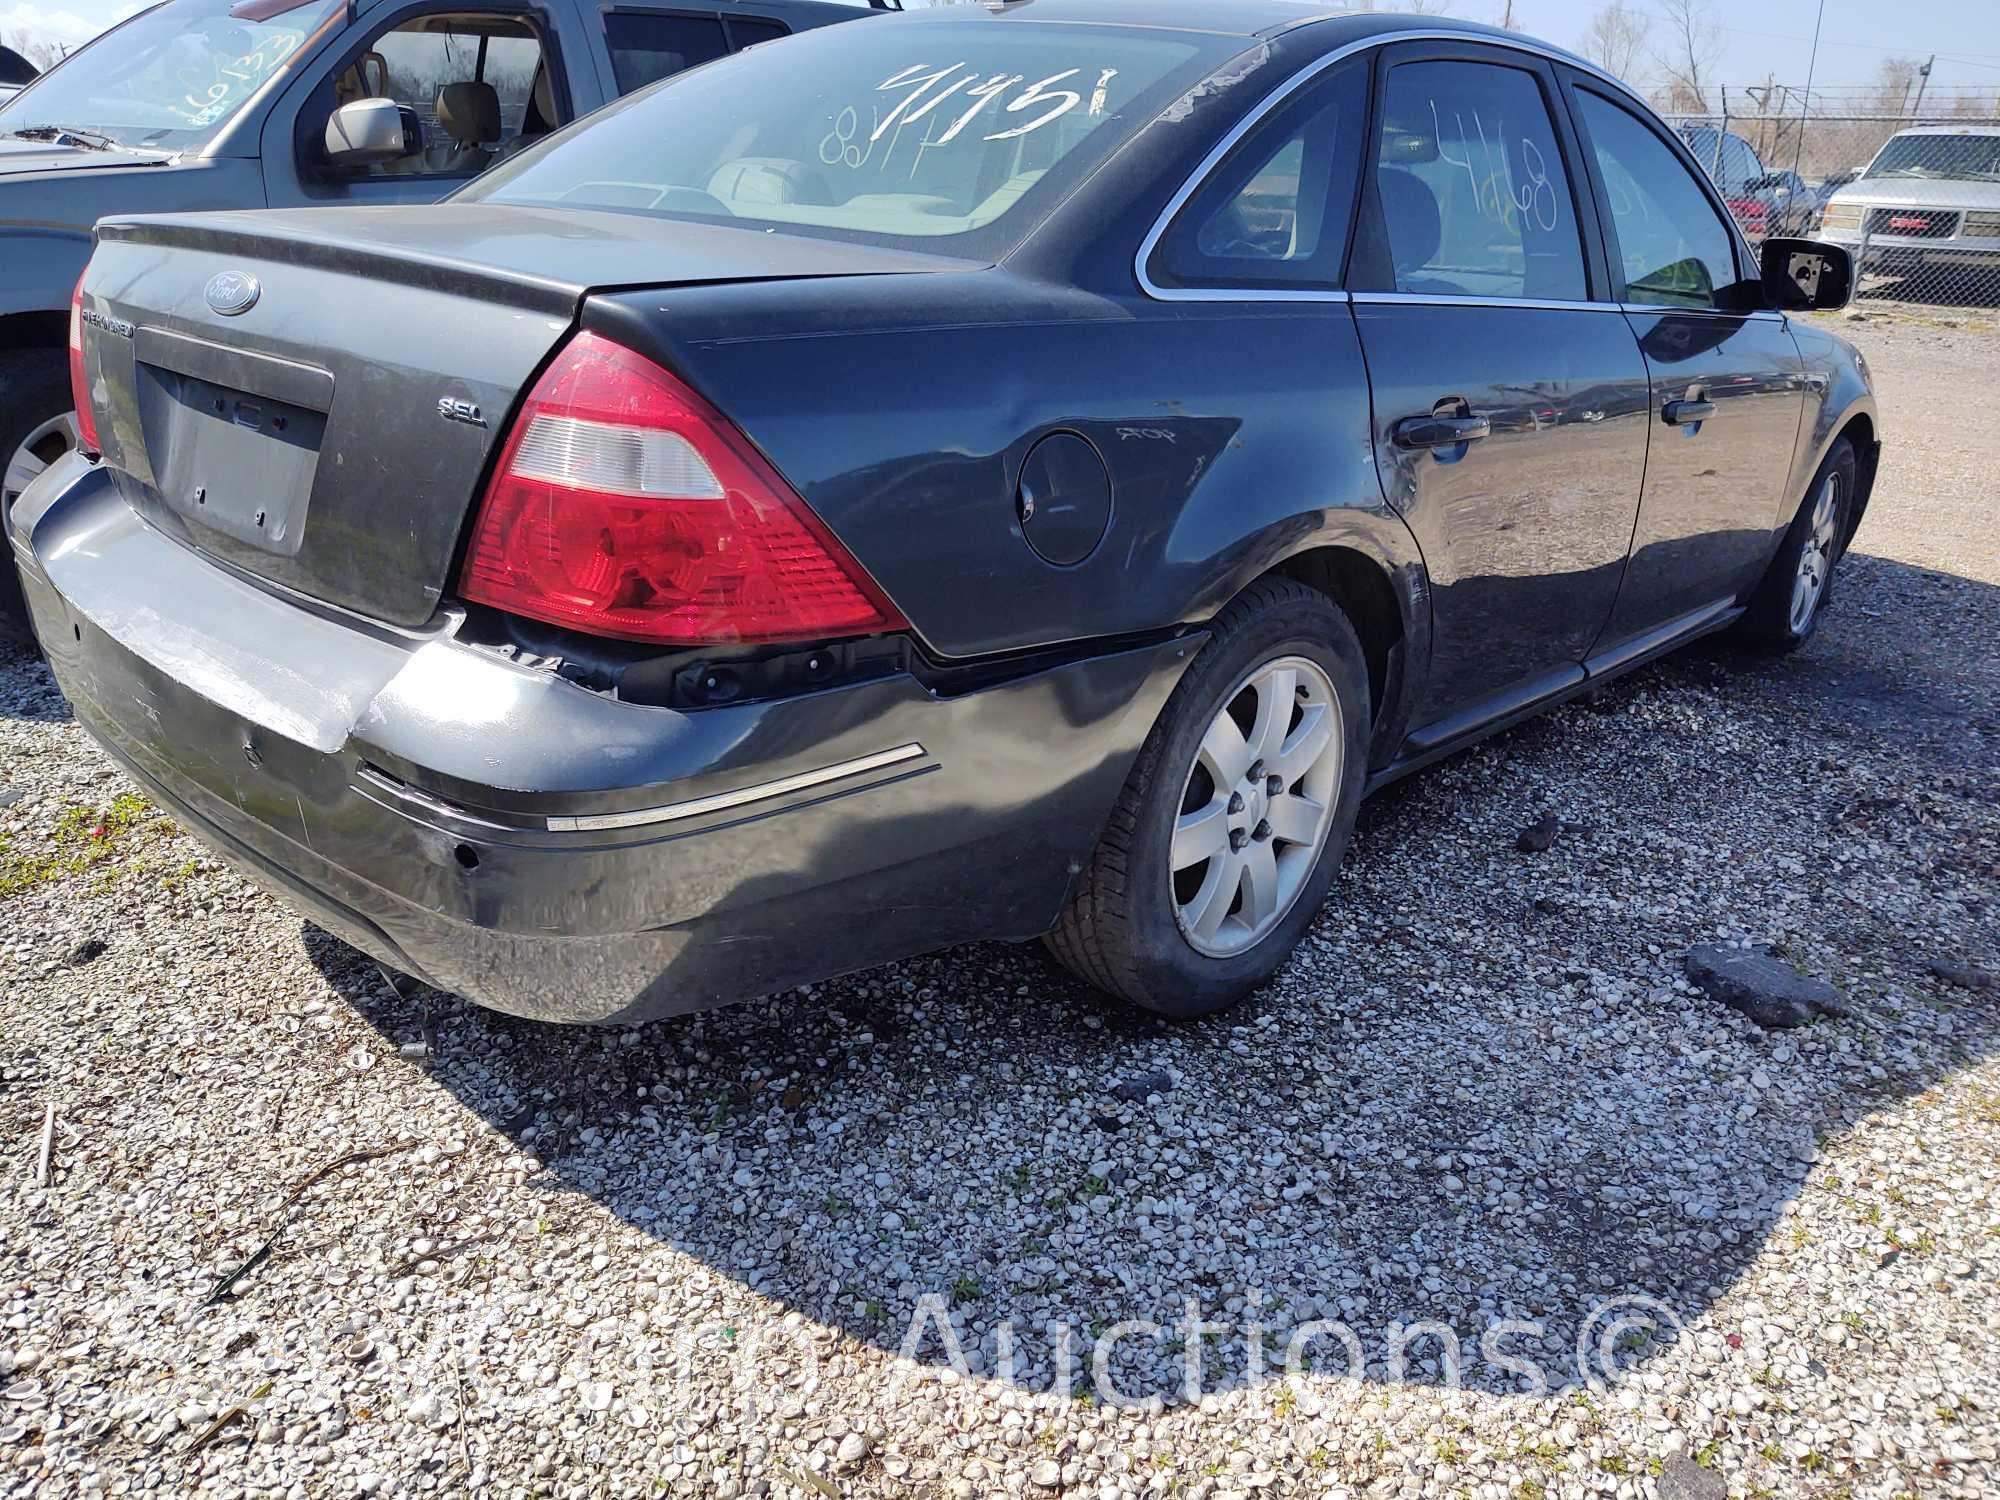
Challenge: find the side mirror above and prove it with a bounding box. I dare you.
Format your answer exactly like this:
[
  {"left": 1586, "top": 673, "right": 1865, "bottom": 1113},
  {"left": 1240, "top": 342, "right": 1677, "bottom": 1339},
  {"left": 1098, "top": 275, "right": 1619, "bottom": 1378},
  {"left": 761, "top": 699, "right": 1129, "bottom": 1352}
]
[
  {"left": 1761, "top": 237, "right": 1853, "bottom": 312},
  {"left": 323, "top": 97, "right": 416, "bottom": 168}
]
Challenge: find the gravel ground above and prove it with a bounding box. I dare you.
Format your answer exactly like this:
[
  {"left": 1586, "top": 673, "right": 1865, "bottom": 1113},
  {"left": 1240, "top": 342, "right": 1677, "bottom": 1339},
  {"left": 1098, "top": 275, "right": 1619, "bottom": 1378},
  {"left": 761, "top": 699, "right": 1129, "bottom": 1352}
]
[{"left": 2, "top": 313, "right": 1996, "bottom": 1500}]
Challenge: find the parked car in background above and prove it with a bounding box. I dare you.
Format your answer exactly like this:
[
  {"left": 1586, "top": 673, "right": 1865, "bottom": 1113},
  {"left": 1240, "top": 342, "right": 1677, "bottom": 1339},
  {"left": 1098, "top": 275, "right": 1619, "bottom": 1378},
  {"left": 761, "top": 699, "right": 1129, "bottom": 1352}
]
[
  {"left": 0, "top": 0, "right": 866, "bottom": 606},
  {"left": 11, "top": 2, "right": 1876, "bottom": 1026},
  {"left": 0, "top": 44, "right": 35, "bottom": 104},
  {"left": 1675, "top": 124, "right": 1821, "bottom": 239},
  {"left": 1815, "top": 125, "right": 2000, "bottom": 280},
  {"left": 1748, "top": 168, "right": 1822, "bottom": 236},
  {"left": 1682, "top": 126, "right": 1753, "bottom": 234}
]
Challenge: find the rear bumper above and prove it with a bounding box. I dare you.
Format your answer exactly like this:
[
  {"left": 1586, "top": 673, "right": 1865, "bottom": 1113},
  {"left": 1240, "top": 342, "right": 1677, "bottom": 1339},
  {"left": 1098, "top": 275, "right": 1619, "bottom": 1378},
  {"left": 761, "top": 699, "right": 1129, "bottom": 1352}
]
[{"left": 9, "top": 455, "right": 1192, "bottom": 1023}]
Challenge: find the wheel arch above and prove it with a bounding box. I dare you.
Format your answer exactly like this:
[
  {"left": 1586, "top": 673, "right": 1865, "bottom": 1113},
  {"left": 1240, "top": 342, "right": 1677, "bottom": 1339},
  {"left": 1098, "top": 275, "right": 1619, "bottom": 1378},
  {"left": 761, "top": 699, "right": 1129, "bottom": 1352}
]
[
  {"left": 1831, "top": 409, "right": 1879, "bottom": 549},
  {"left": 1249, "top": 527, "right": 1430, "bottom": 771}
]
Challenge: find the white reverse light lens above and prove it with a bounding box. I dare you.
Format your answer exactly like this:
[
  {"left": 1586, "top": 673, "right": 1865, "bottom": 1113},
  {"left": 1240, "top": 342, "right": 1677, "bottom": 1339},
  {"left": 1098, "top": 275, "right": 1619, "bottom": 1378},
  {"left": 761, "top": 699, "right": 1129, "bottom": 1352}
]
[{"left": 510, "top": 414, "right": 725, "bottom": 499}]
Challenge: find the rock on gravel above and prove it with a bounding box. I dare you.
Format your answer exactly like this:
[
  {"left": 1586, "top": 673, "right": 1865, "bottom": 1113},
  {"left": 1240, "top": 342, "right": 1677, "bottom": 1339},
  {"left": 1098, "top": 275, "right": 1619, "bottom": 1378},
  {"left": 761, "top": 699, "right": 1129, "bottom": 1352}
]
[
  {"left": 1658, "top": 1449, "right": 1729, "bottom": 1500},
  {"left": 1685, "top": 942, "right": 1851, "bottom": 1028},
  {"left": 1514, "top": 810, "right": 1562, "bottom": 853},
  {"left": 1927, "top": 959, "right": 1994, "bottom": 992}
]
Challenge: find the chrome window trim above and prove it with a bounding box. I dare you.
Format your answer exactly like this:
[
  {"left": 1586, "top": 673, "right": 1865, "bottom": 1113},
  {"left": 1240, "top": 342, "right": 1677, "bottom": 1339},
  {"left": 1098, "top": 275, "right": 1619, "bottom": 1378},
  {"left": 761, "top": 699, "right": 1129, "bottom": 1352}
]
[
  {"left": 1136, "top": 27, "right": 1728, "bottom": 306},
  {"left": 1352, "top": 291, "right": 1623, "bottom": 313},
  {"left": 1346, "top": 292, "right": 1786, "bottom": 321},
  {"left": 544, "top": 743, "right": 929, "bottom": 833},
  {"left": 1619, "top": 303, "right": 1786, "bottom": 323},
  {"left": 1144, "top": 285, "right": 1355, "bottom": 305}
]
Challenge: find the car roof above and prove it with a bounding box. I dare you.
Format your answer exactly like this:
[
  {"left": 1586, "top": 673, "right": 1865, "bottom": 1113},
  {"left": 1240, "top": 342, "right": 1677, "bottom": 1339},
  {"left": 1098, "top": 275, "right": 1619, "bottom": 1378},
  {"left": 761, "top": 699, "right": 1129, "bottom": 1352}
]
[{"left": 885, "top": 0, "right": 1596, "bottom": 60}]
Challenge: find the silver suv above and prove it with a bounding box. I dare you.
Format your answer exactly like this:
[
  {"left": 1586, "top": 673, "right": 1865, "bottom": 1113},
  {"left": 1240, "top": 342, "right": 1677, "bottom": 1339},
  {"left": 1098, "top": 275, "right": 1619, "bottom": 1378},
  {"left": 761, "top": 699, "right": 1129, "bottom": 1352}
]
[{"left": 1817, "top": 126, "right": 2000, "bottom": 279}]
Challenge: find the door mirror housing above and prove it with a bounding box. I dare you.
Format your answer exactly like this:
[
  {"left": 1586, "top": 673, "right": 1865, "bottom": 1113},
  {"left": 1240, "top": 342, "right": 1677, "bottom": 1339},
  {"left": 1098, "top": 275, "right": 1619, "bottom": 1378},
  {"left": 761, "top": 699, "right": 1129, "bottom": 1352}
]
[
  {"left": 323, "top": 98, "right": 418, "bottom": 169},
  {"left": 1761, "top": 237, "right": 1853, "bottom": 312}
]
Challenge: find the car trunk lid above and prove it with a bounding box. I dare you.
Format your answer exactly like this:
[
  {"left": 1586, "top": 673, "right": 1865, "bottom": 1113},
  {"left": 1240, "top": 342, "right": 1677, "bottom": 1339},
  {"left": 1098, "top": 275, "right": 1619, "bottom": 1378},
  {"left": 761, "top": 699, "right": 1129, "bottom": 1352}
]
[{"left": 82, "top": 205, "right": 976, "bottom": 628}]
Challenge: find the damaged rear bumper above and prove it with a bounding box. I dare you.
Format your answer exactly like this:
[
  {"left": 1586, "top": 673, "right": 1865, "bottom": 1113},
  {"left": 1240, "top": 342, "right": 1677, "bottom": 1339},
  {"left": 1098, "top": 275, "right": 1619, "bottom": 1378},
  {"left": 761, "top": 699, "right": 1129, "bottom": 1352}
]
[{"left": 10, "top": 455, "right": 1191, "bottom": 1023}]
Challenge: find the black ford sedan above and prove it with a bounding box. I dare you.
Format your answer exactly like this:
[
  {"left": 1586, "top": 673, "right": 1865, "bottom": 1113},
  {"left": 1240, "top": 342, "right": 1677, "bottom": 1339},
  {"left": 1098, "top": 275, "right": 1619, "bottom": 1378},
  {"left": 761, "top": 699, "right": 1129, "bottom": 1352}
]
[{"left": 11, "top": 1, "right": 1878, "bottom": 1023}]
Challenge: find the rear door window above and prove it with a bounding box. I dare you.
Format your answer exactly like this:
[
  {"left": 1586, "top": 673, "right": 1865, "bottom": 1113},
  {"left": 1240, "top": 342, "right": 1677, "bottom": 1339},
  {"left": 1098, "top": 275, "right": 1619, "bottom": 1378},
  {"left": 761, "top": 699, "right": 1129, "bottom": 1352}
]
[
  {"left": 1367, "top": 57, "right": 1588, "bottom": 300},
  {"left": 604, "top": 11, "right": 730, "bottom": 95}
]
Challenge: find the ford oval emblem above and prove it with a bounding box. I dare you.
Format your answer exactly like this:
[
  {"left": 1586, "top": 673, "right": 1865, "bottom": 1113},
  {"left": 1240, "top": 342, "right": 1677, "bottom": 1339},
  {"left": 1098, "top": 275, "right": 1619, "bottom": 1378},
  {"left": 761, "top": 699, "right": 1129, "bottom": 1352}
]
[{"left": 204, "top": 271, "right": 260, "bottom": 317}]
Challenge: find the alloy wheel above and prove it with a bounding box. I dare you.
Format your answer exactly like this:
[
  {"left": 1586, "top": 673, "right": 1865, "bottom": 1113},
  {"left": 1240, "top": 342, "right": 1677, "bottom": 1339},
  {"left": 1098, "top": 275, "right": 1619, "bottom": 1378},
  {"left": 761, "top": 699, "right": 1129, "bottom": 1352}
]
[
  {"left": 1788, "top": 470, "right": 1843, "bottom": 635},
  {"left": 3, "top": 410, "right": 80, "bottom": 510},
  {"left": 1171, "top": 655, "right": 1344, "bottom": 958}
]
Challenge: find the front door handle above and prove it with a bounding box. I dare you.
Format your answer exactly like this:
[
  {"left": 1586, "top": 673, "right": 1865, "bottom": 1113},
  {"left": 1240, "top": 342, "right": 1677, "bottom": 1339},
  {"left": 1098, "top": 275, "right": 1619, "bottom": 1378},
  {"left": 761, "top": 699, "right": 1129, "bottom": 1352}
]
[
  {"left": 1393, "top": 413, "right": 1492, "bottom": 450},
  {"left": 1663, "top": 397, "right": 1716, "bottom": 425}
]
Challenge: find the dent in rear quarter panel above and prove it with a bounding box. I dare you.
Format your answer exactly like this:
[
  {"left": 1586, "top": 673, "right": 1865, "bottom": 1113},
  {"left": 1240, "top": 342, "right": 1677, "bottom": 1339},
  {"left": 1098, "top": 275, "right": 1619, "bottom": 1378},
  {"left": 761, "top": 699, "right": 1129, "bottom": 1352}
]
[{"left": 584, "top": 272, "right": 1425, "bottom": 681}]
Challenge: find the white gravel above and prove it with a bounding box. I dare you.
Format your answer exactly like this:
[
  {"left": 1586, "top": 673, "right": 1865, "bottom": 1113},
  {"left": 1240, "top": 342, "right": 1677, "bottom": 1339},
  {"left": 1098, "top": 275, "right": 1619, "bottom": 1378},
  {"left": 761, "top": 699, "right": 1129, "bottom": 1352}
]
[{"left": 1, "top": 311, "right": 1996, "bottom": 1499}]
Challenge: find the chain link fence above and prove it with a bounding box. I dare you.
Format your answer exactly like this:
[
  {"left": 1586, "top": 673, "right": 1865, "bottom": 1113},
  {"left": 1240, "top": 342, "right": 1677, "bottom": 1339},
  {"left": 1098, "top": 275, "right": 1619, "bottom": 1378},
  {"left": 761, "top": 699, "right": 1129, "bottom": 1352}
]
[{"left": 1662, "top": 111, "right": 2000, "bottom": 311}]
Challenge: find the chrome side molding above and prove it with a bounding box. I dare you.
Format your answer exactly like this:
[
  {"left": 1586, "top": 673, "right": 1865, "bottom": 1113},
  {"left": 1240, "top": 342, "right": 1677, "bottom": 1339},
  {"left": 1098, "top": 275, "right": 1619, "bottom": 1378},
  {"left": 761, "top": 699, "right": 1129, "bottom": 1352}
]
[{"left": 544, "top": 743, "right": 929, "bottom": 832}]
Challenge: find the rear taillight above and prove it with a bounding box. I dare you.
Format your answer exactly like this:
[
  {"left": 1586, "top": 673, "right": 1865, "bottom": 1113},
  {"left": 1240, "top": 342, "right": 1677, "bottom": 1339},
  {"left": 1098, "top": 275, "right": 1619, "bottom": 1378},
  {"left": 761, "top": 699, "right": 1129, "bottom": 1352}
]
[
  {"left": 69, "top": 272, "right": 101, "bottom": 456},
  {"left": 458, "top": 332, "right": 904, "bottom": 647}
]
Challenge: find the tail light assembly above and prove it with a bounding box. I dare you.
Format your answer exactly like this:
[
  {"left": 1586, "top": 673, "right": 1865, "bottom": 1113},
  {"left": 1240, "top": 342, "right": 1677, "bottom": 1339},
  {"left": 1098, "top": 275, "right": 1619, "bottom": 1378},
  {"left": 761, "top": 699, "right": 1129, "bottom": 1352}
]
[
  {"left": 458, "top": 333, "right": 905, "bottom": 647},
  {"left": 69, "top": 271, "right": 102, "bottom": 457}
]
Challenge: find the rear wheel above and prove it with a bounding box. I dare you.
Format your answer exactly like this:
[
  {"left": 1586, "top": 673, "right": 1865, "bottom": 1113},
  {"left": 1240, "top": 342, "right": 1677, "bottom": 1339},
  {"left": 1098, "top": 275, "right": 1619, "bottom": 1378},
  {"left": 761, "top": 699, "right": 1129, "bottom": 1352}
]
[
  {"left": 1738, "top": 436, "right": 1856, "bottom": 652},
  {"left": 1, "top": 349, "right": 78, "bottom": 618},
  {"left": 1046, "top": 577, "right": 1370, "bottom": 1019}
]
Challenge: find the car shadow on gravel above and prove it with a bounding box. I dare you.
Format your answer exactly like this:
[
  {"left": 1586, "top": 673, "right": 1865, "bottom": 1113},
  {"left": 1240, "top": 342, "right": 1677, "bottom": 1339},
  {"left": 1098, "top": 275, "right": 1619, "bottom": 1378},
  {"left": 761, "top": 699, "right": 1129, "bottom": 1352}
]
[{"left": 303, "top": 552, "right": 2000, "bottom": 1409}]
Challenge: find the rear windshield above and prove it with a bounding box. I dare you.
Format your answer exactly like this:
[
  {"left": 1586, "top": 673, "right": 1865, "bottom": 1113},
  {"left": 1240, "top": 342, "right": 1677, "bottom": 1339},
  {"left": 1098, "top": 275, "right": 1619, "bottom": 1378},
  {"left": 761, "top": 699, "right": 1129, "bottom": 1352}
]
[
  {"left": 463, "top": 18, "right": 1241, "bottom": 254},
  {"left": 0, "top": 0, "right": 339, "bottom": 153}
]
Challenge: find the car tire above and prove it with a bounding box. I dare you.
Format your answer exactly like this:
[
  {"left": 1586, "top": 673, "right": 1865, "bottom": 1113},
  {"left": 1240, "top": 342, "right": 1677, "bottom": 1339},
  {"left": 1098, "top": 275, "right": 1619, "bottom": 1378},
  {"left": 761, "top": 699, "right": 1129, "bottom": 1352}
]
[
  {"left": 1045, "top": 576, "right": 1370, "bottom": 1019},
  {"left": 1, "top": 348, "right": 79, "bottom": 618},
  {"left": 1737, "top": 436, "right": 1857, "bottom": 653}
]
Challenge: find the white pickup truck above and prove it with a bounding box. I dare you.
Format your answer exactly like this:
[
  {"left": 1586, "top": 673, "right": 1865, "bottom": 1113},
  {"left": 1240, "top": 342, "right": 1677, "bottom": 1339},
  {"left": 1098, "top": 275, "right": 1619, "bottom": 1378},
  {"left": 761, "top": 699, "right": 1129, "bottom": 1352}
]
[{"left": 1816, "top": 125, "right": 2000, "bottom": 281}]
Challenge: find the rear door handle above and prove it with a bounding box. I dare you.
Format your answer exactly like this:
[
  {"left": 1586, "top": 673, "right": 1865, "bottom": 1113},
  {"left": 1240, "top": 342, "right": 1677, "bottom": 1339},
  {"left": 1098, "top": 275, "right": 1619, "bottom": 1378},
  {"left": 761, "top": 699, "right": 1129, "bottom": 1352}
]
[
  {"left": 1663, "top": 398, "right": 1716, "bottom": 425},
  {"left": 1393, "top": 413, "right": 1492, "bottom": 450}
]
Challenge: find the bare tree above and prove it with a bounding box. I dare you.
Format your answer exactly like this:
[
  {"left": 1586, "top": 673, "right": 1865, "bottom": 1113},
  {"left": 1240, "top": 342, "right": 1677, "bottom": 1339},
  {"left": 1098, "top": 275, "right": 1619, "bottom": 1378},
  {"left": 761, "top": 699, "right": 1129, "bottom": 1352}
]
[
  {"left": 1871, "top": 57, "right": 1924, "bottom": 117},
  {"left": 3, "top": 28, "right": 65, "bottom": 71},
  {"left": 1577, "top": 4, "right": 1650, "bottom": 84},
  {"left": 1652, "top": 0, "right": 1723, "bottom": 115},
  {"left": 1342, "top": 0, "right": 1456, "bottom": 14}
]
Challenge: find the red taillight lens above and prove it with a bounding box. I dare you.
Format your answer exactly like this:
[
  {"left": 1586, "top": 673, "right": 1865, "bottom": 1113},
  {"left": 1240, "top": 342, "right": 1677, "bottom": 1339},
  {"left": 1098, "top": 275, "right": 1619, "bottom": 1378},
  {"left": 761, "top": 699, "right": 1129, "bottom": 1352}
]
[
  {"left": 458, "top": 333, "right": 904, "bottom": 647},
  {"left": 69, "top": 271, "right": 101, "bottom": 456}
]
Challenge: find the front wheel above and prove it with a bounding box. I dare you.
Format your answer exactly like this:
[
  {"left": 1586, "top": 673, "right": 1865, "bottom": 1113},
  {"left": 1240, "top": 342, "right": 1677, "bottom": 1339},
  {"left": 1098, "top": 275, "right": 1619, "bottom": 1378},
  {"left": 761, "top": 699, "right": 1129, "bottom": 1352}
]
[
  {"left": 1737, "top": 436, "right": 1856, "bottom": 652},
  {"left": 1045, "top": 577, "right": 1370, "bottom": 1019},
  {"left": 1, "top": 349, "right": 80, "bottom": 618}
]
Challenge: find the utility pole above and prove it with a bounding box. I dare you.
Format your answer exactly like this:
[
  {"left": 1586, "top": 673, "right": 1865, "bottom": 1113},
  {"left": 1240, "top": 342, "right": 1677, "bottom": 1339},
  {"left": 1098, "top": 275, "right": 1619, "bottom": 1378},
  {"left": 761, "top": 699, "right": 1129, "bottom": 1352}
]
[
  {"left": 1910, "top": 54, "right": 1935, "bottom": 118},
  {"left": 1752, "top": 71, "right": 1775, "bottom": 160}
]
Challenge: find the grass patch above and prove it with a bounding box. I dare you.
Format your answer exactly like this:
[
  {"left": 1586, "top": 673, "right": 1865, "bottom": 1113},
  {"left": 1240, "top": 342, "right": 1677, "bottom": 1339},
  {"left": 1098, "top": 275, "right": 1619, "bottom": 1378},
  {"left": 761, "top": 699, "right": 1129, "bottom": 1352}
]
[{"left": 0, "top": 790, "right": 163, "bottom": 899}]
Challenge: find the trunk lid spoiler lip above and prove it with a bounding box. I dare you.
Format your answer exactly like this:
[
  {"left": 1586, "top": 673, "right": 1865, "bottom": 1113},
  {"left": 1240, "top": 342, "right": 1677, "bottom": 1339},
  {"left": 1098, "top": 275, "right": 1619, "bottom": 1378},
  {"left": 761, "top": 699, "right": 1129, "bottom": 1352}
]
[{"left": 92, "top": 206, "right": 993, "bottom": 318}]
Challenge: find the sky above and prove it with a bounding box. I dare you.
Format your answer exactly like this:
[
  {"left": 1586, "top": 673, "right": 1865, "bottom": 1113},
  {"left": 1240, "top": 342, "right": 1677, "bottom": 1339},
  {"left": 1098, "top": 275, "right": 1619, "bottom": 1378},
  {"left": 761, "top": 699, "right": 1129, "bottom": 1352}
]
[{"left": 7, "top": 0, "right": 2000, "bottom": 100}]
